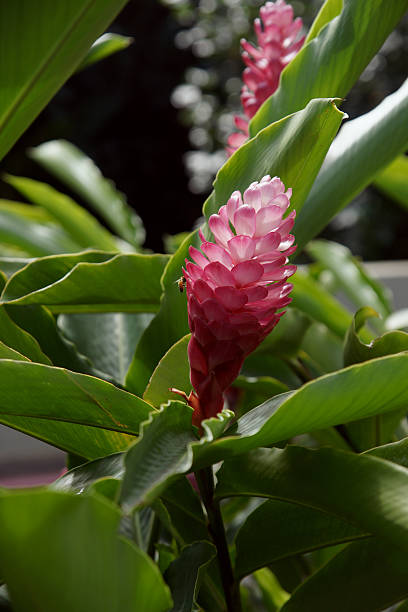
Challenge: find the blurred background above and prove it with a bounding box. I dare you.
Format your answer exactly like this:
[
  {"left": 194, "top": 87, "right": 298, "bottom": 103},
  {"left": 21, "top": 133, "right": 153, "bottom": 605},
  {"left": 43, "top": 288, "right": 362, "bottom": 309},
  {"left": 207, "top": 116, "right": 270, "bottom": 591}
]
[{"left": 1, "top": 0, "right": 407, "bottom": 256}]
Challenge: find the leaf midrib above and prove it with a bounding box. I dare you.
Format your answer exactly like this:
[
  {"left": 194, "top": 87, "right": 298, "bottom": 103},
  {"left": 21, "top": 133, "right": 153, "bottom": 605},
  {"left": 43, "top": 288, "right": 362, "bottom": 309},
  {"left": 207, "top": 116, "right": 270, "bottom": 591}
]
[{"left": 0, "top": 0, "right": 98, "bottom": 133}]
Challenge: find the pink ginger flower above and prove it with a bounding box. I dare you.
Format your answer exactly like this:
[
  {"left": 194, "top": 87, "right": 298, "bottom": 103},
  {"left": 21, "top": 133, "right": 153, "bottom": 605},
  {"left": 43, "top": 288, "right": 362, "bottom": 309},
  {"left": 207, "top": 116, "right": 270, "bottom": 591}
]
[
  {"left": 182, "top": 175, "right": 296, "bottom": 425},
  {"left": 227, "top": 0, "right": 304, "bottom": 156}
]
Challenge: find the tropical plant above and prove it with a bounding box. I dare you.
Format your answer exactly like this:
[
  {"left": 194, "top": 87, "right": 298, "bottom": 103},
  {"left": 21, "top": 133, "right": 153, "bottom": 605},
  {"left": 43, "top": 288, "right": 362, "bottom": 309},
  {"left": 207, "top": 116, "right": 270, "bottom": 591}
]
[{"left": 0, "top": 1, "right": 408, "bottom": 611}]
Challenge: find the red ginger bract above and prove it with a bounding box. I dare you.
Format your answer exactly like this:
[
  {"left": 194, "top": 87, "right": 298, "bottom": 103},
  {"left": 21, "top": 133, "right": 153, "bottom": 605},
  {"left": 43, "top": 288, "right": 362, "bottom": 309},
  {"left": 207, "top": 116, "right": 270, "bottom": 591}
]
[
  {"left": 227, "top": 0, "right": 304, "bottom": 156},
  {"left": 183, "top": 175, "right": 296, "bottom": 425}
]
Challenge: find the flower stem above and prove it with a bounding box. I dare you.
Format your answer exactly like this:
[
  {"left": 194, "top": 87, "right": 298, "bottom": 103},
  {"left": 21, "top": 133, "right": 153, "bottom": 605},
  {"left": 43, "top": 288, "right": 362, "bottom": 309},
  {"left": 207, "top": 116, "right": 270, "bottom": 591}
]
[{"left": 195, "top": 467, "right": 242, "bottom": 612}]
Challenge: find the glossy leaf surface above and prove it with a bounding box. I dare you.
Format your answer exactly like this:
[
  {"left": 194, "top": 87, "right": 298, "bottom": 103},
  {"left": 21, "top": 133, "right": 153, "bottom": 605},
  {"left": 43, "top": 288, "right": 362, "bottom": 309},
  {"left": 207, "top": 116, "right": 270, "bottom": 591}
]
[
  {"left": 59, "top": 312, "right": 154, "bottom": 384},
  {"left": 120, "top": 402, "right": 196, "bottom": 512},
  {"left": 374, "top": 154, "right": 408, "bottom": 210},
  {"left": 204, "top": 98, "right": 344, "bottom": 219},
  {"left": 281, "top": 538, "right": 408, "bottom": 611},
  {"left": 1, "top": 251, "right": 168, "bottom": 313},
  {"left": 0, "top": 359, "right": 152, "bottom": 458},
  {"left": 344, "top": 307, "right": 408, "bottom": 367},
  {"left": 216, "top": 446, "right": 408, "bottom": 551},
  {"left": 296, "top": 79, "right": 408, "bottom": 250},
  {"left": 78, "top": 32, "right": 133, "bottom": 71},
  {"left": 0, "top": 0, "right": 128, "bottom": 161},
  {"left": 5, "top": 174, "right": 118, "bottom": 251},
  {"left": 235, "top": 499, "right": 365, "bottom": 578},
  {"left": 0, "top": 491, "right": 172, "bottom": 612},
  {"left": 307, "top": 240, "right": 392, "bottom": 319},
  {"left": 30, "top": 140, "right": 145, "bottom": 246},
  {"left": 250, "top": 0, "right": 408, "bottom": 133}
]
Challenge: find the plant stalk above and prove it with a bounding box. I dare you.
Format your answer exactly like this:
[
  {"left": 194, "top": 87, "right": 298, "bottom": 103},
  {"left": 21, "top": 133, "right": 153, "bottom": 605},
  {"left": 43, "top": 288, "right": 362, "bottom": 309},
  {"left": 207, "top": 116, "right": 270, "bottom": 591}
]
[{"left": 195, "top": 466, "right": 242, "bottom": 612}]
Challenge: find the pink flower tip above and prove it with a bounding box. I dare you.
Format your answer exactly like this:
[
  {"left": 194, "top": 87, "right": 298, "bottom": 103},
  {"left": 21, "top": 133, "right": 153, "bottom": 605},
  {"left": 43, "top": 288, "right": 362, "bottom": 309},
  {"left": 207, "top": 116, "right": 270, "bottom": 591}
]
[
  {"left": 227, "top": 0, "right": 305, "bottom": 155},
  {"left": 183, "top": 175, "right": 296, "bottom": 424}
]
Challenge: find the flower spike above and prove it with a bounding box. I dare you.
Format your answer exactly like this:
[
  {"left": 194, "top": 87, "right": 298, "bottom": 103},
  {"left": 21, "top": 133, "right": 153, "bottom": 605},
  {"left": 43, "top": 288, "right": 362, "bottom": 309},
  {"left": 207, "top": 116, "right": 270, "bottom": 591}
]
[{"left": 182, "top": 175, "right": 296, "bottom": 425}]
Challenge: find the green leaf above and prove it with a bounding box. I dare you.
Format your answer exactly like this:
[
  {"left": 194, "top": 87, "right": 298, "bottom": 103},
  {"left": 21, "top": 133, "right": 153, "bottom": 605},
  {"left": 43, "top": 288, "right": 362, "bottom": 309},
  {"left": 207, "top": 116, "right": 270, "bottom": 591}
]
[
  {"left": 1, "top": 251, "right": 169, "bottom": 313},
  {"left": 119, "top": 402, "right": 196, "bottom": 512},
  {"left": 252, "top": 308, "right": 311, "bottom": 359},
  {"left": 52, "top": 452, "right": 125, "bottom": 492},
  {"left": 143, "top": 334, "right": 191, "bottom": 408},
  {"left": 300, "top": 322, "right": 343, "bottom": 374},
  {"left": 164, "top": 541, "right": 216, "bottom": 612},
  {"left": 0, "top": 341, "right": 30, "bottom": 362},
  {"left": 193, "top": 354, "right": 408, "bottom": 468},
  {"left": 0, "top": 490, "right": 172, "bottom": 612},
  {"left": 58, "top": 312, "right": 154, "bottom": 384},
  {"left": 5, "top": 174, "right": 118, "bottom": 251},
  {"left": 234, "top": 499, "right": 366, "bottom": 578},
  {"left": 296, "top": 79, "right": 408, "bottom": 250},
  {"left": 281, "top": 538, "right": 408, "bottom": 612},
  {"left": 78, "top": 32, "right": 133, "bottom": 71},
  {"left": 374, "top": 154, "right": 408, "bottom": 211},
  {"left": 0, "top": 257, "right": 32, "bottom": 278},
  {"left": 366, "top": 437, "right": 408, "bottom": 469},
  {"left": 0, "top": 207, "right": 81, "bottom": 256},
  {"left": 0, "top": 273, "right": 52, "bottom": 364},
  {"left": 305, "top": 0, "right": 343, "bottom": 44},
  {"left": 204, "top": 98, "right": 345, "bottom": 220},
  {"left": 125, "top": 232, "right": 196, "bottom": 396},
  {"left": 250, "top": 0, "right": 408, "bottom": 134},
  {"left": 0, "top": 199, "right": 52, "bottom": 223},
  {"left": 307, "top": 240, "right": 392, "bottom": 320},
  {"left": 0, "top": 0, "right": 129, "bottom": 161},
  {"left": 0, "top": 359, "right": 153, "bottom": 458},
  {"left": 5, "top": 304, "right": 101, "bottom": 376},
  {"left": 253, "top": 568, "right": 290, "bottom": 612},
  {"left": 344, "top": 306, "right": 408, "bottom": 367},
  {"left": 29, "top": 140, "right": 145, "bottom": 246},
  {"left": 216, "top": 445, "right": 408, "bottom": 552},
  {"left": 291, "top": 270, "right": 352, "bottom": 339}
]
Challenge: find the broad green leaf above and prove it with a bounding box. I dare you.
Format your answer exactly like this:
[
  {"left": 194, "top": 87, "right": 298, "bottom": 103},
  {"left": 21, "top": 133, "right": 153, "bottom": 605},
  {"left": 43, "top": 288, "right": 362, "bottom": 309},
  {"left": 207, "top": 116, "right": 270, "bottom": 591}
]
[
  {"left": 0, "top": 199, "right": 52, "bottom": 223},
  {"left": 252, "top": 308, "right": 311, "bottom": 359},
  {"left": 216, "top": 445, "right": 408, "bottom": 552},
  {"left": 119, "top": 402, "right": 196, "bottom": 512},
  {"left": 305, "top": 0, "right": 343, "bottom": 43},
  {"left": 374, "top": 154, "right": 408, "bottom": 211},
  {"left": 1, "top": 251, "right": 169, "bottom": 313},
  {"left": 0, "top": 341, "right": 29, "bottom": 362},
  {"left": 253, "top": 568, "right": 290, "bottom": 611},
  {"left": 291, "top": 270, "right": 353, "bottom": 339},
  {"left": 204, "top": 98, "right": 344, "bottom": 219},
  {"left": 0, "top": 491, "right": 172, "bottom": 612},
  {"left": 250, "top": 0, "right": 408, "bottom": 134},
  {"left": 0, "top": 273, "right": 51, "bottom": 364},
  {"left": 5, "top": 174, "right": 118, "bottom": 251},
  {"left": 344, "top": 306, "right": 408, "bottom": 367},
  {"left": 232, "top": 376, "right": 289, "bottom": 417},
  {"left": 126, "top": 232, "right": 197, "bottom": 396},
  {"left": 0, "top": 359, "right": 153, "bottom": 458},
  {"left": 241, "top": 353, "right": 302, "bottom": 389},
  {"left": 296, "top": 79, "right": 408, "bottom": 250},
  {"left": 300, "top": 322, "right": 343, "bottom": 374},
  {"left": 30, "top": 140, "right": 145, "bottom": 246},
  {"left": 59, "top": 312, "right": 154, "bottom": 384},
  {"left": 52, "top": 452, "right": 125, "bottom": 492},
  {"left": 0, "top": 208, "right": 81, "bottom": 256},
  {"left": 0, "top": 308, "right": 51, "bottom": 365},
  {"left": 78, "top": 32, "right": 133, "bottom": 71},
  {"left": 0, "top": 0, "right": 129, "bottom": 161},
  {"left": 366, "top": 438, "right": 408, "bottom": 469},
  {"left": 234, "top": 499, "right": 366, "bottom": 578},
  {"left": 164, "top": 541, "right": 216, "bottom": 612},
  {"left": 307, "top": 240, "right": 392, "bottom": 320},
  {"left": 281, "top": 538, "right": 408, "bottom": 612},
  {"left": 5, "top": 304, "right": 101, "bottom": 376},
  {"left": 0, "top": 257, "right": 31, "bottom": 278},
  {"left": 193, "top": 354, "right": 408, "bottom": 468},
  {"left": 143, "top": 334, "right": 191, "bottom": 408}
]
